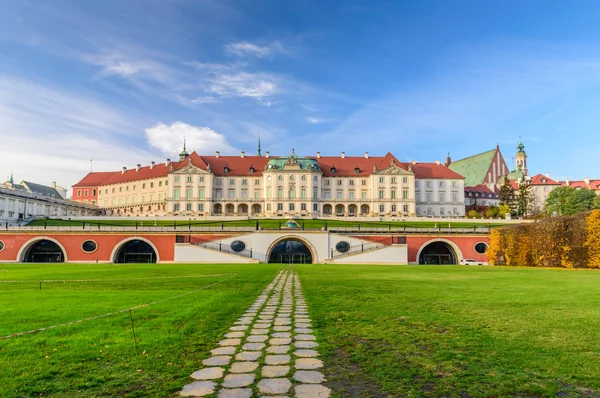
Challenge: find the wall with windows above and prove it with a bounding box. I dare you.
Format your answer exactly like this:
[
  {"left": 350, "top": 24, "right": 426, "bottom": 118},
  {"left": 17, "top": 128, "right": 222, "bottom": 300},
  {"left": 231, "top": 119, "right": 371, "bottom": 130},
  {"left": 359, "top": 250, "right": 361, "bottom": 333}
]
[
  {"left": 98, "top": 176, "right": 169, "bottom": 216},
  {"left": 415, "top": 178, "right": 465, "bottom": 217}
]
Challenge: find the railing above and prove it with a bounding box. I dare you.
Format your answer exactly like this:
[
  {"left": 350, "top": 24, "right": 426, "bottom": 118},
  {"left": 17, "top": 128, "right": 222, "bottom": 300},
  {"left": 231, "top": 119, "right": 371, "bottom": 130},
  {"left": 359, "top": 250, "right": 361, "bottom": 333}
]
[
  {"left": 331, "top": 241, "right": 386, "bottom": 259},
  {"left": 194, "top": 240, "right": 254, "bottom": 258}
]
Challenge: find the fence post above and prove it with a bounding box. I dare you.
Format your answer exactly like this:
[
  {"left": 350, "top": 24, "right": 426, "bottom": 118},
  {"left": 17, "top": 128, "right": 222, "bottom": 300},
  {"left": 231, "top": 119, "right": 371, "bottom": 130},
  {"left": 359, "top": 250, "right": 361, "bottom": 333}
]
[
  {"left": 331, "top": 248, "right": 333, "bottom": 258},
  {"left": 39, "top": 281, "right": 42, "bottom": 290},
  {"left": 255, "top": 220, "right": 259, "bottom": 230},
  {"left": 174, "top": 221, "right": 177, "bottom": 230},
  {"left": 361, "top": 242, "right": 364, "bottom": 252},
  {"left": 219, "top": 242, "right": 222, "bottom": 251},
  {"left": 44, "top": 220, "right": 47, "bottom": 229}
]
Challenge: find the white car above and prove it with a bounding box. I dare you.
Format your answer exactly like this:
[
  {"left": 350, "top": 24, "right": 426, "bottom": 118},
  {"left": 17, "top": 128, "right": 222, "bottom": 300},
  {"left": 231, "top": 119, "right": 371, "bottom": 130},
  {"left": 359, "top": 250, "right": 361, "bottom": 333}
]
[{"left": 460, "top": 259, "right": 483, "bottom": 265}]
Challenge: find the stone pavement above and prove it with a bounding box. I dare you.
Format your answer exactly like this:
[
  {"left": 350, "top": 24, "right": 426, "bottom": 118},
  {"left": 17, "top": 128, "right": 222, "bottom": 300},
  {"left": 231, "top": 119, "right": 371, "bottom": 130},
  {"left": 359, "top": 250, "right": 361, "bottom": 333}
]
[{"left": 180, "top": 269, "right": 330, "bottom": 397}]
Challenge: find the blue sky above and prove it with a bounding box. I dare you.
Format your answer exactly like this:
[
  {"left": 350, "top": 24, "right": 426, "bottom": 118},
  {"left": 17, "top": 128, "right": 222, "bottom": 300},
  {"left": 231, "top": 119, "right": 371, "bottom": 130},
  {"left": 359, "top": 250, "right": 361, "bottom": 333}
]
[{"left": 1, "top": 0, "right": 600, "bottom": 190}]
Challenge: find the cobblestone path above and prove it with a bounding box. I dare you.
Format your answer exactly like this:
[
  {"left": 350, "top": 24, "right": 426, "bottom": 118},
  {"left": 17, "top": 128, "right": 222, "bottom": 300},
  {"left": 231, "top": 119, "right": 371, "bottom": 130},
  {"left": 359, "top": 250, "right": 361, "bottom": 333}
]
[{"left": 180, "top": 268, "right": 330, "bottom": 397}]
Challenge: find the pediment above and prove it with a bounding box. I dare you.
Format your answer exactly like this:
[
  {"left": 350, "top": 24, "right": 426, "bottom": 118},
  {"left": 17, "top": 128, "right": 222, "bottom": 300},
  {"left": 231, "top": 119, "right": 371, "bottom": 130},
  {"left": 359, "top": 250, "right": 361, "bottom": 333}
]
[
  {"left": 171, "top": 164, "right": 208, "bottom": 174},
  {"left": 375, "top": 164, "right": 414, "bottom": 176}
]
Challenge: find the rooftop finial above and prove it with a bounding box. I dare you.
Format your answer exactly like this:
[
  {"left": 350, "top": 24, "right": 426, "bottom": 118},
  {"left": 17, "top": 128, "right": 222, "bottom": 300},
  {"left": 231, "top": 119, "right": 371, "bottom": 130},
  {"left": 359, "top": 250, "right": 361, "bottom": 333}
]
[
  {"left": 183, "top": 136, "right": 187, "bottom": 152},
  {"left": 257, "top": 133, "right": 262, "bottom": 156},
  {"left": 179, "top": 137, "right": 190, "bottom": 161},
  {"left": 9, "top": 172, "right": 14, "bottom": 184}
]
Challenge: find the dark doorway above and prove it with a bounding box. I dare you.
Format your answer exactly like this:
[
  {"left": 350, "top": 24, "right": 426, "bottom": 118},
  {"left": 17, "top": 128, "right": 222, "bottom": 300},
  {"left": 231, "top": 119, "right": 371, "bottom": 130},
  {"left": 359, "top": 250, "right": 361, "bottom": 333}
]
[
  {"left": 115, "top": 240, "right": 157, "bottom": 263},
  {"left": 268, "top": 239, "right": 313, "bottom": 264},
  {"left": 419, "top": 241, "right": 457, "bottom": 264},
  {"left": 24, "top": 240, "right": 65, "bottom": 263}
]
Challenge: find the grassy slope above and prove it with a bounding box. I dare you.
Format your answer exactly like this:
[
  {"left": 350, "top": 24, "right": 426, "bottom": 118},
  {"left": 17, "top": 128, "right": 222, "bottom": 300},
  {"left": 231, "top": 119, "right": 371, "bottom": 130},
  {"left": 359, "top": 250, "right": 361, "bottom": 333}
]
[
  {"left": 0, "top": 263, "right": 281, "bottom": 397},
  {"left": 298, "top": 264, "right": 600, "bottom": 397},
  {"left": 27, "top": 218, "right": 507, "bottom": 229}
]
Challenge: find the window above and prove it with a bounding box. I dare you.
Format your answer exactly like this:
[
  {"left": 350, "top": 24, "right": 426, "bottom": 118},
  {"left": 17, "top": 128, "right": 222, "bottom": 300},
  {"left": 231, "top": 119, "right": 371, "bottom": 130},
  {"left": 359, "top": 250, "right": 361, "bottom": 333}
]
[
  {"left": 324, "top": 180, "right": 330, "bottom": 186},
  {"left": 175, "top": 176, "right": 180, "bottom": 183},
  {"left": 216, "top": 178, "right": 222, "bottom": 186},
  {"left": 165, "top": 180, "right": 168, "bottom": 186},
  {"left": 361, "top": 191, "right": 367, "bottom": 199},
  {"left": 198, "top": 188, "right": 205, "bottom": 199},
  {"left": 379, "top": 190, "right": 384, "bottom": 199},
  {"left": 379, "top": 177, "right": 384, "bottom": 183},
  {"left": 289, "top": 188, "right": 295, "bottom": 199},
  {"left": 391, "top": 205, "right": 397, "bottom": 212},
  {"left": 149, "top": 193, "right": 153, "bottom": 202},
  {"left": 254, "top": 179, "right": 260, "bottom": 185},
  {"left": 453, "top": 207, "right": 458, "bottom": 215},
  {"left": 391, "top": 177, "right": 397, "bottom": 184},
  {"left": 452, "top": 192, "right": 458, "bottom": 202},
  {"left": 242, "top": 179, "right": 247, "bottom": 185},
  {"left": 105, "top": 189, "right": 108, "bottom": 194},
  {"left": 229, "top": 179, "right": 235, "bottom": 185},
  {"left": 391, "top": 190, "right": 396, "bottom": 199},
  {"left": 198, "top": 204, "right": 204, "bottom": 211},
  {"left": 475, "top": 242, "right": 489, "bottom": 254},
  {"left": 142, "top": 183, "right": 146, "bottom": 189},
  {"left": 426, "top": 192, "right": 433, "bottom": 202},
  {"left": 403, "top": 204, "right": 409, "bottom": 212},
  {"left": 133, "top": 185, "right": 136, "bottom": 191},
  {"left": 254, "top": 190, "right": 260, "bottom": 199},
  {"left": 301, "top": 203, "right": 307, "bottom": 211},
  {"left": 289, "top": 203, "right": 295, "bottom": 211},
  {"left": 174, "top": 203, "right": 180, "bottom": 211},
  {"left": 402, "top": 177, "right": 408, "bottom": 184},
  {"left": 301, "top": 188, "right": 306, "bottom": 198},
  {"left": 241, "top": 189, "right": 248, "bottom": 199},
  {"left": 84, "top": 189, "right": 89, "bottom": 196},
  {"left": 141, "top": 195, "right": 145, "bottom": 204},
  {"left": 267, "top": 203, "right": 272, "bottom": 211},
  {"left": 186, "top": 176, "right": 192, "bottom": 183},
  {"left": 427, "top": 207, "right": 432, "bottom": 215},
  {"left": 278, "top": 176, "right": 283, "bottom": 181},
  {"left": 159, "top": 181, "right": 162, "bottom": 187},
  {"left": 277, "top": 188, "right": 283, "bottom": 199},
  {"left": 426, "top": 181, "right": 432, "bottom": 188},
  {"left": 277, "top": 203, "right": 283, "bottom": 211},
  {"left": 81, "top": 241, "right": 97, "bottom": 253},
  {"left": 112, "top": 188, "right": 115, "bottom": 193},
  {"left": 77, "top": 190, "right": 82, "bottom": 196},
  {"left": 439, "top": 181, "right": 445, "bottom": 187},
  {"left": 313, "top": 187, "right": 318, "bottom": 199},
  {"left": 440, "top": 193, "right": 445, "bottom": 203},
  {"left": 199, "top": 176, "right": 205, "bottom": 183},
  {"left": 349, "top": 180, "right": 355, "bottom": 186},
  {"left": 361, "top": 179, "right": 367, "bottom": 186},
  {"left": 336, "top": 190, "right": 343, "bottom": 199},
  {"left": 133, "top": 195, "right": 137, "bottom": 203},
  {"left": 337, "top": 179, "right": 342, "bottom": 186},
  {"left": 336, "top": 241, "right": 350, "bottom": 253},
  {"left": 379, "top": 205, "right": 385, "bottom": 213},
  {"left": 228, "top": 189, "right": 235, "bottom": 199},
  {"left": 186, "top": 188, "right": 192, "bottom": 200},
  {"left": 186, "top": 203, "right": 192, "bottom": 211},
  {"left": 324, "top": 191, "right": 331, "bottom": 199},
  {"left": 452, "top": 181, "right": 458, "bottom": 188},
  {"left": 119, "top": 187, "right": 122, "bottom": 192},
  {"left": 231, "top": 241, "right": 246, "bottom": 252},
  {"left": 403, "top": 190, "right": 408, "bottom": 199},
  {"left": 313, "top": 176, "right": 318, "bottom": 182},
  {"left": 267, "top": 187, "right": 272, "bottom": 199},
  {"left": 440, "top": 207, "right": 445, "bottom": 215},
  {"left": 302, "top": 175, "right": 307, "bottom": 181},
  {"left": 313, "top": 204, "right": 318, "bottom": 211},
  {"left": 349, "top": 191, "right": 355, "bottom": 200},
  {"left": 174, "top": 189, "right": 180, "bottom": 200}
]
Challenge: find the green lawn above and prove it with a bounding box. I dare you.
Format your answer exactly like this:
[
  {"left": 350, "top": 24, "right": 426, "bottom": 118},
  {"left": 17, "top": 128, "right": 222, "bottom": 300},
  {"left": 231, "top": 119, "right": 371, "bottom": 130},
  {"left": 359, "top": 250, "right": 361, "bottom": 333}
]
[
  {"left": 26, "top": 218, "right": 508, "bottom": 230},
  {"left": 298, "top": 264, "right": 600, "bottom": 397},
  {"left": 2, "top": 263, "right": 599, "bottom": 397}
]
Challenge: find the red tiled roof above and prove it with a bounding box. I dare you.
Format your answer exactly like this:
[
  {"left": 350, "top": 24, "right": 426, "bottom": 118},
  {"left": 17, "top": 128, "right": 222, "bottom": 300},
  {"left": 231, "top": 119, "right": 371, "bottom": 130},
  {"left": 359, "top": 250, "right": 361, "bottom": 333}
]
[
  {"left": 560, "top": 180, "right": 590, "bottom": 189},
  {"left": 465, "top": 184, "right": 499, "bottom": 198},
  {"left": 101, "top": 161, "right": 177, "bottom": 185},
  {"left": 72, "top": 171, "right": 118, "bottom": 187},
  {"left": 198, "top": 154, "right": 270, "bottom": 177},
  {"left": 509, "top": 180, "right": 520, "bottom": 190},
  {"left": 406, "top": 162, "right": 464, "bottom": 180},
  {"left": 589, "top": 180, "right": 600, "bottom": 190},
  {"left": 314, "top": 153, "right": 405, "bottom": 177},
  {"left": 529, "top": 174, "right": 560, "bottom": 186}
]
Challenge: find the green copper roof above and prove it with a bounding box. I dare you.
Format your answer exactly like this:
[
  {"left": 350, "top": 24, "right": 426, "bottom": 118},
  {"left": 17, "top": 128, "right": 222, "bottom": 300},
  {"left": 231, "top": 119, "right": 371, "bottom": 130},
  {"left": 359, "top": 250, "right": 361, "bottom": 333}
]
[
  {"left": 517, "top": 141, "right": 525, "bottom": 154},
  {"left": 448, "top": 149, "right": 496, "bottom": 186},
  {"left": 504, "top": 169, "right": 524, "bottom": 180},
  {"left": 266, "top": 152, "right": 321, "bottom": 171}
]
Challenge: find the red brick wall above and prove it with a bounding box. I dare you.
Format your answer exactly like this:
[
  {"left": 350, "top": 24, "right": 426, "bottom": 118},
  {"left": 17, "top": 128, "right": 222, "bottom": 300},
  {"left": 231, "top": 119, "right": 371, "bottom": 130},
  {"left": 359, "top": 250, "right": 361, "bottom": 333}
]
[{"left": 406, "top": 235, "right": 490, "bottom": 263}]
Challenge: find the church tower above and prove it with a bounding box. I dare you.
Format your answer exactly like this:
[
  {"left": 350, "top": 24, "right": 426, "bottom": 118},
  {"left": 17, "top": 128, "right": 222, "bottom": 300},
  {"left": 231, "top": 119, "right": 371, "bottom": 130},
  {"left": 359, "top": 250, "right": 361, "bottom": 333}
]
[
  {"left": 515, "top": 139, "right": 528, "bottom": 176},
  {"left": 179, "top": 138, "right": 189, "bottom": 161}
]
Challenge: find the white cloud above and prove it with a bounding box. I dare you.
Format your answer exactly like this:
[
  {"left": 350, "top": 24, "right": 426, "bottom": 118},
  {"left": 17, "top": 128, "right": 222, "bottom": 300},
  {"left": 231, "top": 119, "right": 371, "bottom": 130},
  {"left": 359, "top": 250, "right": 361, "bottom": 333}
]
[
  {"left": 305, "top": 116, "right": 328, "bottom": 124},
  {"left": 101, "top": 60, "right": 143, "bottom": 77},
  {"left": 208, "top": 72, "right": 278, "bottom": 103},
  {"left": 145, "top": 122, "right": 237, "bottom": 156},
  {"left": 191, "top": 96, "right": 218, "bottom": 104},
  {"left": 225, "top": 41, "right": 286, "bottom": 57}
]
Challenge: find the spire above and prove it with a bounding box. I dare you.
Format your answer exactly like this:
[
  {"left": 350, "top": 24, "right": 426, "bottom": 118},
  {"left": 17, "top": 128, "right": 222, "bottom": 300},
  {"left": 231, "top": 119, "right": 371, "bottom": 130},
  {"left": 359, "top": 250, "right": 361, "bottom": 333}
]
[
  {"left": 257, "top": 133, "right": 262, "bottom": 156},
  {"left": 9, "top": 172, "right": 14, "bottom": 184},
  {"left": 179, "top": 137, "right": 189, "bottom": 161}
]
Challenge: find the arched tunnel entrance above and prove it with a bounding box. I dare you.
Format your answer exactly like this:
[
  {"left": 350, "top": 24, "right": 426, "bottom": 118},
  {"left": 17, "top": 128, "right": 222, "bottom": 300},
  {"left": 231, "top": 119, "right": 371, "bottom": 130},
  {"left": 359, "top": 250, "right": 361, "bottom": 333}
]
[
  {"left": 115, "top": 239, "right": 157, "bottom": 263},
  {"left": 419, "top": 241, "right": 457, "bottom": 265},
  {"left": 23, "top": 239, "right": 65, "bottom": 263},
  {"left": 268, "top": 239, "right": 313, "bottom": 264}
]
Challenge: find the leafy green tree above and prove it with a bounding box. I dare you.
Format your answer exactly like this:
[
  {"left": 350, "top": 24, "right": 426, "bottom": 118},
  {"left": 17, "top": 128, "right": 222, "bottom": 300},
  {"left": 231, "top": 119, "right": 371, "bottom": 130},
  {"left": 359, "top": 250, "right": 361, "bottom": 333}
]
[
  {"left": 594, "top": 194, "right": 600, "bottom": 210},
  {"left": 499, "top": 176, "right": 514, "bottom": 206},
  {"left": 516, "top": 180, "right": 532, "bottom": 217},
  {"left": 498, "top": 204, "right": 511, "bottom": 218},
  {"left": 545, "top": 187, "right": 597, "bottom": 216}
]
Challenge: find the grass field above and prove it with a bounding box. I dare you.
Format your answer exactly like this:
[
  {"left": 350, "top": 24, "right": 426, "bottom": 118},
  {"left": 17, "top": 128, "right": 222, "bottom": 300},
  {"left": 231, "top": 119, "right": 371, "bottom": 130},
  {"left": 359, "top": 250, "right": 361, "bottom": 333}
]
[
  {"left": 26, "top": 218, "right": 507, "bottom": 230},
  {"left": 2, "top": 263, "right": 600, "bottom": 397}
]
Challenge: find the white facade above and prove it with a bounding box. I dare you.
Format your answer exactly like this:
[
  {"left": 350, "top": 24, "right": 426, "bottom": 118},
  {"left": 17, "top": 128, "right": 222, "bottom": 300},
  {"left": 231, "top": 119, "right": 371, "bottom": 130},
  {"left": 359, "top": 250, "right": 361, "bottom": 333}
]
[{"left": 415, "top": 178, "right": 465, "bottom": 217}]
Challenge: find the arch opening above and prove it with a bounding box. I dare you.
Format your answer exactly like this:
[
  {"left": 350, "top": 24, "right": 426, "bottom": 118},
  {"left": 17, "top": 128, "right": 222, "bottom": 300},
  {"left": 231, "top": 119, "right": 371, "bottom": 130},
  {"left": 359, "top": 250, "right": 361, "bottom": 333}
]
[
  {"left": 114, "top": 239, "right": 157, "bottom": 263},
  {"left": 268, "top": 239, "right": 313, "bottom": 264},
  {"left": 24, "top": 239, "right": 65, "bottom": 263},
  {"left": 419, "top": 241, "right": 457, "bottom": 265}
]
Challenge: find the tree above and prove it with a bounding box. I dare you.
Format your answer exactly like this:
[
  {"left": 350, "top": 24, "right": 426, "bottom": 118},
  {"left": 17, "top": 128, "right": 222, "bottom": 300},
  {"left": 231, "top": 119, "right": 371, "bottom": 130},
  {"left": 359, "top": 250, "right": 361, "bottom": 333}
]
[
  {"left": 498, "top": 204, "right": 511, "bottom": 218},
  {"left": 545, "top": 187, "right": 597, "bottom": 216},
  {"left": 499, "top": 175, "right": 514, "bottom": 206},
  {"left": 516, "top": 180, "right": 532, "bottom": 217},
  {"left": 594, "top": 194, "right": 600, "bottom": 210}
]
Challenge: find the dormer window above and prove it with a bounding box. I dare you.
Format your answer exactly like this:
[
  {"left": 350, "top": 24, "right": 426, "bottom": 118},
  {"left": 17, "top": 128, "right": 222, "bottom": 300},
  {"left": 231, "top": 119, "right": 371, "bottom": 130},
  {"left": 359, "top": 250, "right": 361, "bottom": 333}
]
[
  {"left": 542, "top": 178, "right": 546, "bottom": 183},
  {"left": 330, "top": 166, "right": 336, "bottom": 174},
  {"left": 249, "top": 166, "right": 255, "bottom": 174},
  {"left": 224, "top": 167, "right": 230, "bottom": 174},
  {"left": 354, "top": 166, "right": 360, "bottom": 174}
]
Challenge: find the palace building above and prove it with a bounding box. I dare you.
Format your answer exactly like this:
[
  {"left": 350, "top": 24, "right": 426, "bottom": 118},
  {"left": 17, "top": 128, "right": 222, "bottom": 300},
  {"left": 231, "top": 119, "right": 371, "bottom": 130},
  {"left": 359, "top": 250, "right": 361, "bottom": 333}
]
[{"left": 73, "top": 146, "right": 466, "bottom": 218}]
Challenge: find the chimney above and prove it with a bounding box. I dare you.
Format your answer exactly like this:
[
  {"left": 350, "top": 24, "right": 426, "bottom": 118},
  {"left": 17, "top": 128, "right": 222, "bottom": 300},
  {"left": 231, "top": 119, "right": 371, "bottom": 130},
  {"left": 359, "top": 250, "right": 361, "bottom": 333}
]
[
  {"left": 216, "top": 151, "right": 220, "bottom": 158},
  {"left": 341, "top": 152, "right": 345, "bottom": 158},
  {"left": 565, "top": 179, "right": 570, "bottom": 186},
  {"left": 364, "top": 152, "right": 369, "bottom": 158},
  {"left": 316, "top": 152, "right": 321, "bottom": 159},
  {"left": 265, "top": 151, "right": 270, "bottom": 158},
  {"left": 241, "top": 151, "right": 245, "bottom": 158},
  {"left": 436, "top": 160, "right": 441, "bottom": 165},
  {"left": 150, "top": 161, "right": 155, "bottom": 169},
  {"left": 412, "top": 160, "right": 416, "bottom": 165},
  {"left": 165, "top": 158, "right": 171, "bottom": 166},
  {"left": 122, "top": 167, "right": 127, "bottom": 174},
  {"left": 585, "top": 177, "right": 590, "bottom": 185},
  {"left": 136, "top": 164, "right": 141, "bottom": 172},
  {"left": 51, "top": 181, "right": 57, "bottom": 188},
  {"left": 445, "top": 153, "right": 452, "bottom": 167},
  {"left": 545, "top": 173, "right": 550, "bottom": 177}
]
